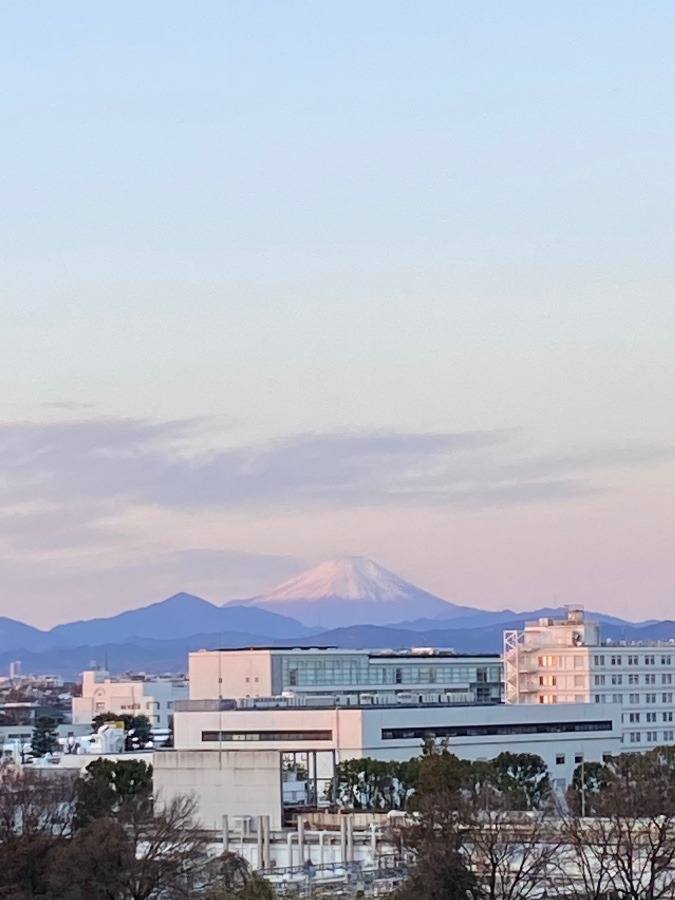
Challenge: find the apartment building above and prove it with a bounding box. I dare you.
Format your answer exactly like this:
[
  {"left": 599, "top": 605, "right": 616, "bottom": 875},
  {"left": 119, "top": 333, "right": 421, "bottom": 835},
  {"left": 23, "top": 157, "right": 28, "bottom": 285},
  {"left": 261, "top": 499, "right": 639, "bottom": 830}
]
[
  {"left": 504, "top": 607, "right": 675, "bottom": 747},
  {"left": 72, "top": 669, "right": 189, "bottom": 731}
]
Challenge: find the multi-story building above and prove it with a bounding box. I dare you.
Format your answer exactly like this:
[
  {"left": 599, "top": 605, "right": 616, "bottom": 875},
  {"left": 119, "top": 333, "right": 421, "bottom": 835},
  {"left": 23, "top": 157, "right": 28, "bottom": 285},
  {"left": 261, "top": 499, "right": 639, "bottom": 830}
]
[
  {"left": 504, "top": 607, "right": 675, "bottom": 747},
  {"left": 189, "top": 646, "right": 503, "bottom": 705},
  {"left": 72, "top": 669, "right": 189, "bottom": 731}
]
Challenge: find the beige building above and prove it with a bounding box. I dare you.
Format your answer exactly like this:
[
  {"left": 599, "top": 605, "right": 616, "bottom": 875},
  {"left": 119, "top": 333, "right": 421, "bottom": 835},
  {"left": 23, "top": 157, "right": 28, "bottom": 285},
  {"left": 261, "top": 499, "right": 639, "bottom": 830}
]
[
  {"left": 73, "top": 669, "right": 189, "bottom": 731},
  {"left": 504, "top": 608, "right": 675, "bottom": 748}
]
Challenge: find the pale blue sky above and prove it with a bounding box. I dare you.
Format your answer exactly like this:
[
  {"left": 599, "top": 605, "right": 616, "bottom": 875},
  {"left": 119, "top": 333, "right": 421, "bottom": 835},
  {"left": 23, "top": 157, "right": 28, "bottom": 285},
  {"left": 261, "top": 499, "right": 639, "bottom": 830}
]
[{"left": 0, "top": 2, "right": 673, "bottom": 625}]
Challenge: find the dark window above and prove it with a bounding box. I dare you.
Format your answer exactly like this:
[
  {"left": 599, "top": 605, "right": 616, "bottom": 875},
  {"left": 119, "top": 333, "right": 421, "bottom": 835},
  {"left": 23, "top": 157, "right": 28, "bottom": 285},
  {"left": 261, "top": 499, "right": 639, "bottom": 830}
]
[
  {"left": 381, "top": 720, "right": 613, "bottom": 741},
  {"left": 202, "top": 729, "right": 332, "bottom": 743},
  {"left": 556, "top": 754, "right": 565, "bottom": 765},
  {"left": 574, "top": 754, "right": 583, "bottom": 764}
]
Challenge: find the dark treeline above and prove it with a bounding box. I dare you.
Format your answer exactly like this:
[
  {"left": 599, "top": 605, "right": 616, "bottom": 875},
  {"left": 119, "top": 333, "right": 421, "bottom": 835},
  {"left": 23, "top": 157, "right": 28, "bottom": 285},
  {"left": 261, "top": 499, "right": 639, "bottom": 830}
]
[{"left": 369, "top": 742, "right": 675, "bottom": 900}]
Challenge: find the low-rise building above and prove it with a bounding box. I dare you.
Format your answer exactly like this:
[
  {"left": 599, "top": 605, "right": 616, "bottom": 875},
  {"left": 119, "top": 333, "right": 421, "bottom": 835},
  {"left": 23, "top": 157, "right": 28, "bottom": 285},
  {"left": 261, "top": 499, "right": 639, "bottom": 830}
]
[
  {"left": 72, "top": 669, "right": 189, "bottom": 731},
  {"left": 189, "top": 647, "right": 503, "bottom": 704}
]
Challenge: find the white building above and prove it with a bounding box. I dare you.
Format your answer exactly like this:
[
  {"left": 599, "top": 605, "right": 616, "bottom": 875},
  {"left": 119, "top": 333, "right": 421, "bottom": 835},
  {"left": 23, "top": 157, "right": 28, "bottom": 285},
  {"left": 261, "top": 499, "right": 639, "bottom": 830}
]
[
  {"left": 189, "top": 647, "right": 503, "bottom": 705},
  {"left": 72, "top": 669, "right": 189, "bottom": 731},
  {"left": 504, "top": 607, "right": 675, "bottom": 748}
]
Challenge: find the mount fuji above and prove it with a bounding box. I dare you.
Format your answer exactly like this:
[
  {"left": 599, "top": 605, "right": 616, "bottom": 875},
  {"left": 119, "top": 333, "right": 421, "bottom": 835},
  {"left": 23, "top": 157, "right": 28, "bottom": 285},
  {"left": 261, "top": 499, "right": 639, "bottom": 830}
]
[{"left": 231, "top": 557, "right": 469, "bottom": 628}]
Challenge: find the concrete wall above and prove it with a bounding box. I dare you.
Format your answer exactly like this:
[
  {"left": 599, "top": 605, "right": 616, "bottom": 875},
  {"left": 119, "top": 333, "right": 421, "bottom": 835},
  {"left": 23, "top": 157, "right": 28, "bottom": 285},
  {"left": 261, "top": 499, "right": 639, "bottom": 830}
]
[
  {"left": 153, "top": 749, "right": 283, "bottom": 830},
  {"left": 188, "top": 650, "right": 274, "bottom": 701}
]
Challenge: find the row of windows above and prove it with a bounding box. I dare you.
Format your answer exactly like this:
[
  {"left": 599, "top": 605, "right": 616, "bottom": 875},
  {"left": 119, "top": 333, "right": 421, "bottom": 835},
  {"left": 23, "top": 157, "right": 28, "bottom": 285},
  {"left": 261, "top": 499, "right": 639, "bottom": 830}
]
[
  {"left": 594, "top": 654, "right": 673, "bottom": 667},
  {"left": 593, "top": 692, "right": 674, "bottom": 704},
  {"left": 627, "top": 731, "right": 675, "bottom": 743},
  {"left": 202, "top": 730, "right": 333, "bottom": 743},
  {"left": 381, "top": 720, "right": 613, "bottom": 741},
  {"left": 283, "top": 659, "right": 501, "bottom": 688},
  {"left": 594, "top": 674, "right": 672, "bottom": 686},
  {"left": 626, "top": 712, "right": 674, "bottom": 724},
  {"left": 555, "top": 753, "right": 585, "bottom": 765}
]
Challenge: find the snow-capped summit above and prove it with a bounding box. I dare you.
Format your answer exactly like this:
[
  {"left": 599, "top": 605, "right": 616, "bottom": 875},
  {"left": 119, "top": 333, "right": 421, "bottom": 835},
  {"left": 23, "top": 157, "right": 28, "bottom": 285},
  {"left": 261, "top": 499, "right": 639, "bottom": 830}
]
[
  {"left": 235, "top": 557, "right": 459, "bottom": 628},
  {"left": 258, "top": 557, "right": 420, "bottom": 604}
]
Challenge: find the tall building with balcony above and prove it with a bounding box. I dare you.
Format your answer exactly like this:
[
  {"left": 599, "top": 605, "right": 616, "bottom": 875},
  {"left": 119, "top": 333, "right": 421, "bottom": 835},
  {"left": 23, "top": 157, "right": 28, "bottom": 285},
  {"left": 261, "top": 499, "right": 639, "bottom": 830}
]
[{"left": 504, "top": 607, "right": 675, "bottom": 748}]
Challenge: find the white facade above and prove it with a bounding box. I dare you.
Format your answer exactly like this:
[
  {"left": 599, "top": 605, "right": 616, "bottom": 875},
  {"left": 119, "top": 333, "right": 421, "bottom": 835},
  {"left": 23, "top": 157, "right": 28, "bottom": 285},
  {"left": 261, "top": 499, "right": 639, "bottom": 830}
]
[
  {"left": 189, "top": 647, "right": 502, "bottom": 705},
  {"left": 171, "top": 697, "right": 621, "bottom": 791},
  {"left": 72, "top": 669, "right": 189, "bottom": 730},
  {"left": 504, "top": 608, "right": 675, "bottom": 748}
]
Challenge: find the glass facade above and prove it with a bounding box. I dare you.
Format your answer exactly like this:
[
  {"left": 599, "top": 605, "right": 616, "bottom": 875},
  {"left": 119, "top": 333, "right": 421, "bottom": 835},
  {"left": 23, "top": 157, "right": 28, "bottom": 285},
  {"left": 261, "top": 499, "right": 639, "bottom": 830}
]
[{"left": 279, "top": 653, "right": 502, "bottom": 702}]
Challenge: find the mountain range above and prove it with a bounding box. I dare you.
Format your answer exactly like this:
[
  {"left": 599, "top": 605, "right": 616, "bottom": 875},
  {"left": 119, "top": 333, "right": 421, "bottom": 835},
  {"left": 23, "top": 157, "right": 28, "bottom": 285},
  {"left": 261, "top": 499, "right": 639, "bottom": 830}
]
[{"left": 1, "top": 557, "right": 672, "bottom": 678}]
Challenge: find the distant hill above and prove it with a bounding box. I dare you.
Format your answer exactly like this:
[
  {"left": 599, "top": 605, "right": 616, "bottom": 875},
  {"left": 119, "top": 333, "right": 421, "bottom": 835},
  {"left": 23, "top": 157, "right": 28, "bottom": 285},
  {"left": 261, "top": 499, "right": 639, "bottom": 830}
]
[
  {"left": 0, "top": 593, "right": 311, "bottom": 655},
  {"left": 0, "top": 617, "right": 48, "bottom": 655}
]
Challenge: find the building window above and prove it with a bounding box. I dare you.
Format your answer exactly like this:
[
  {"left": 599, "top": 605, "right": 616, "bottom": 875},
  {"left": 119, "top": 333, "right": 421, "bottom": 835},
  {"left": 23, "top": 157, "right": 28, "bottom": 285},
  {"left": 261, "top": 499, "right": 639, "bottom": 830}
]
[
  {"left": 663, "top": 693, "right": 673, "bottom": 704},
  {"left": 645, "top": 674, "right": 656, "bottom": 685},
  {"left": 629, "top": 713, "right": 640, "bottom": 723},
  {"left": 663, "top": 712, "right": 674, "bottom": 723},
  {"left": 629, "top": 693, "right": 640, "bottom": 703},
  {"left": 202, "top": 730, "right": 332, "bottom": 742},
  {"left": 628, "top": 674, "right": 639, "bottom": 685},
  {"left": 574, "top": 675, "right": 585, "bottom": 687},
  {"left": 539, "top": 675, "right": 557, "bottom": 687},
  {"left": 555, "top": 755, "right": 565, "bottom": 765},
  {"left": 647, "top": 712, "right": 657, "bottom": 723},
  {"left": 664, "top": 730, "right": 674, "bottom": 741},
  {"left": 574, "top": 754, "right": 583, "bottom": 764},
  {"left": 646, "top": 693, "right": 657, "bottom": 704},
  {"left": 663, "top": 674, "right": 673, "bottom": 685},
  {"left": 645, "top": 655, "right": 656, "bottom": 666},
  {"left": 612, "top": 694, "right": 624, "bottom": 703},
  {"left": 628, "top": 656, "right": 639, "bottom": 666},
  {"left": 629, "top": 732, "right": 641, "bottom": 743},
  {"left": 380, "top": 719, "right": 614, "bottom": 741},
  {"left": 594, "top": 675, "right": 605, "bottom": 686},
  {"left": 647, "top": 731, "right": 658, "bottom": 742},
  {"left": 574, "top": 657, "right": 584, "bottom": 669},
  {"left": 593, "top": 655, "right": 605, "bottom": 666},
  {"left": 288, "top": 669, "right": 298, "bottom": 686},
  {"left": 611, "top": 655, "right": 621, "bottom": 666},
  {"left": 611, "top": 675, "right": 623, "bottom": 685},
  {"left": 662, "top": 656, "right": 672, "bottom": 666}
]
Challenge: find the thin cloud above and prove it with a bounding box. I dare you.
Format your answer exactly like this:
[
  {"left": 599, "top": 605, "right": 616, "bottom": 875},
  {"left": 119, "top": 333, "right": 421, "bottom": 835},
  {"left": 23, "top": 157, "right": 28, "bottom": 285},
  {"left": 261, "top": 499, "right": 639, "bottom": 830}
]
[
  {"left": 40, "top": 401, "right": 95, "bottom": 411},
  {"left": 0, "top": 418, "right": 673, "bottom": 519}
]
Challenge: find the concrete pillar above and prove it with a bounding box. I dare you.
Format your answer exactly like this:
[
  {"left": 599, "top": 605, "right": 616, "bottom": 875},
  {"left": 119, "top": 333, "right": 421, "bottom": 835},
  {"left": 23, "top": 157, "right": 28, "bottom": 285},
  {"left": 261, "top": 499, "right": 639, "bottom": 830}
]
[
  {"left": 262, "top": 815, "right": 271, "bottom": 869},
  {"left": 297, "top": 815, "right": 305, "bottom": 863},
  {"left": 346, "top": 814, "right": 354, "bottom": 863},
  {"left": 319, "top": 831, "right": 325, "bottom": 868},
  {"left": 222, "top": 815, "right": 229, "bottom": 852},
  {"left": 370, "top": 822, "right": 377, "bottom": 861},
  {"left": 287, "top": 831, "right": 294, "bottom": 869},
  {"left": 340, "top": 816, "right": 347, "bottom": 863},
  {"left": 256, "top": 817, "right": 263, "bottom": 870}
]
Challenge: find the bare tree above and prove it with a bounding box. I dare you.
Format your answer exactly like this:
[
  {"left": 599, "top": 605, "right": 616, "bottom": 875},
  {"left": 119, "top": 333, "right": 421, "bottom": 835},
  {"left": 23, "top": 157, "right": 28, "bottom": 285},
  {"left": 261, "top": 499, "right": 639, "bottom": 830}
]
[
  {"left": 459, "top": 785, "right": 559, "bottom": 900},
  {"left": 0, "top": 764, "right": 76, "bottom": 841}
]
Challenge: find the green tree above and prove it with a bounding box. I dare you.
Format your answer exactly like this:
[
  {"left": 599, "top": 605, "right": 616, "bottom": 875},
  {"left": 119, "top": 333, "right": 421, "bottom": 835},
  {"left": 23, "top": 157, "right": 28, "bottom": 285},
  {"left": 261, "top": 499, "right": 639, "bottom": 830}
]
[
  {"left": 490, "top": 752, "right": 551, "bottom": 810},
  {"left": 31, "top": 716, "right": 60, "bottom": 757},
  {"left": 566, "top": 759, "right": 611, "bottom": 815},
  {"left": 74, "top": 758, "right": 153, "bottom": 828},
  {"left": 413, "top": 739, "right": 470, "bottom": 803}
]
